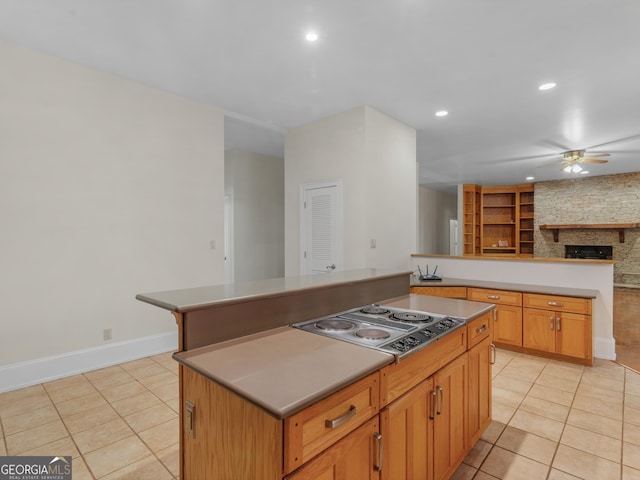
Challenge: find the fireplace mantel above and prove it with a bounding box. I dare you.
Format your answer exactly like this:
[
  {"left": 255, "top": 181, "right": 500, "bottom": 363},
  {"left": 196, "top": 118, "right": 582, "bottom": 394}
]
[{"left": 540, "top": 223, "right": 640, "bottom": 243}]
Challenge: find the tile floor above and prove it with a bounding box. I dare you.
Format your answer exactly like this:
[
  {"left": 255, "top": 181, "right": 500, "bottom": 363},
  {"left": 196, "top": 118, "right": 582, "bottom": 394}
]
[
  {"left": 0, "top": 353, "right": 180, "bottom": 479},
  {"left": 453, "top": 349, "right": 640, "bottom": 480},
  {"left": 1, "top": 349, "right": 640, "bottom": 479}
]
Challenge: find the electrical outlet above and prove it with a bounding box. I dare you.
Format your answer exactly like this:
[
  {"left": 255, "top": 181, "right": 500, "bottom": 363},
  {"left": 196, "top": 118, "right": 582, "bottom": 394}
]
[
  {"left": 103, "top": 328, "right": 112, "bottom": 341},
  {"left": 209, "top": 240, "right": 216, "bottom": 250},
  {"left": 370, "top": 239, "right": 377, "bottom": 249}
]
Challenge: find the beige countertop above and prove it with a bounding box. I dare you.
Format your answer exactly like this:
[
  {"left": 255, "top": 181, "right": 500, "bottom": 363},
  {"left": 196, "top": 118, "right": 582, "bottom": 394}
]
[
  {"left": 136, "top": 268, "right": 410, "bottom": 313},
  {"left": 173, "top": 327, "right": 394, "bottom": 419},
  {"left": 410, "top": 277, "right": 598, "bottom": 299},
  {"left": 173, "top": 293, "right": 492, "bottom": 418}
]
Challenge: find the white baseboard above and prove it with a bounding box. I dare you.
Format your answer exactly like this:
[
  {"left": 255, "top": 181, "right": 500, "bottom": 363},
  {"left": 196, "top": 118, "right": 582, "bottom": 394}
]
[
  {"left": 0, "top": 331, "right": 178, "bottom": 393},
  {"left": 594, "top": 335, "right": 617, "bottom": 361}
]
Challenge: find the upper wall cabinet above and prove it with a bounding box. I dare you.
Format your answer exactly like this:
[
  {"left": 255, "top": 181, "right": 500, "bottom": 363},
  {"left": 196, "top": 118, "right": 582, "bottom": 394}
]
[{"left": 463, "top": 184, "right": 534, "bottom": 257}]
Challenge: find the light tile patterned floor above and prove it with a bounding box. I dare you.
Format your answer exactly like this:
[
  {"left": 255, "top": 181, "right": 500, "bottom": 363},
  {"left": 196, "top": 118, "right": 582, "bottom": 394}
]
[
  {"left": 0, "top": 353, "right": 179, "bottom": 479},
  {"left": 2, "top": 349, "right": 640, "bottom": 479},
  {"left": 454, "top": 349, "right": 640, "bottom": 480}
]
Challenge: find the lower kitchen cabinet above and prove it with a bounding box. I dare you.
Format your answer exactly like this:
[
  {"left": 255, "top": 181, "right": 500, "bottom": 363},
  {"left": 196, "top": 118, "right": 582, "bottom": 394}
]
[
  {"left": 523, "top": 309, "right": 591, "bottom": 360},
  {"left": 523, "top": 293, "right": 592, "bottom": 363},
  {"left": 380, "top": 380, "right": 432, "bottom": 479},
  {"left": 380, "top": 354, "right": 468, "bottom": 480},
  {"left": 467, "top": 288, "right": 522, "bottom": 347},
  {"left": 467, "top": 335, "right": 492, "bottom": 446},
  {"left": 432, "top": 354, "right": 468, "bottom": 480},
  {"left": 285, "top": 418, "right": 381, "bottom": 480}
]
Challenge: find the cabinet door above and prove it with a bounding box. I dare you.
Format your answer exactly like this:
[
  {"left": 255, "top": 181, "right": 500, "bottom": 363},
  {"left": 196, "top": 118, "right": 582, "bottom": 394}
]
[
  {"left": 468, "top": 337, "right": 492, "bottom": 446},
  {"left": 285, "top": 417, "right": 381, "bottom": 480},
  {"left": 380, "top": 379, "right": 433, "bottom": 480},
  {"left": 433, "top": 354, "right": 468, "bottom": 480},
  {"left": 523, "top": 308, "right": 556, "bottom": 353},
  {"left": 494, "top": 304, "right": 523, "bottom": 347},
  {"left": 556, "top": 312, "right": 591, "bottom": 360}
]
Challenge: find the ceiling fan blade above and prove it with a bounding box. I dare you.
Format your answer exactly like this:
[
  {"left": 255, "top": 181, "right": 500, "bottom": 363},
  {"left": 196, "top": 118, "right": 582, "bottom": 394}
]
[
  {"left": 587, "top": 133, "right": 640, "bottom": 150},
  {"left": 580, "top": 158, "right": 609, "bottom": 164},
  {"left": 582, "top": 153, "right": 610, "bottom": 158},
  {"left": 488, "top": 153, "right": 558, "bottom": 165}
]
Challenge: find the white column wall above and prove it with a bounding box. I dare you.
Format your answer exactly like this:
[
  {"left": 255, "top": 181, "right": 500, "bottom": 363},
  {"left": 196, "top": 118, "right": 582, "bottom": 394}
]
[{"left": 284, "top": 106, "right": 417, "bottom": 276}]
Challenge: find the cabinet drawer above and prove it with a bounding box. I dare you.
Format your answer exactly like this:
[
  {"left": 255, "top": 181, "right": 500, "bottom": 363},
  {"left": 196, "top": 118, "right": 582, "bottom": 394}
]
[
  {"left": 523, "top": 293, "right": 592, "bottom": 315},
  {"left": 468, "top": 288, "right": 522, "bottom": 307},
  {"left": 467, "top": 310, "right": 493, "bottom": 349},
  {"left": 283, "top": 372, "right": 379, "bottom": 474},
  {"left": 410, "top": 286, "right": 467, "bottom": 299}
]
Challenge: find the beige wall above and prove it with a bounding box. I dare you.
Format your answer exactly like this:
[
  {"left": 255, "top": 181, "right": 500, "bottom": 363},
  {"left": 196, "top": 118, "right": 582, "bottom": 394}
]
[
  {"left": 535, "top": 172, "right": 640, "bottom": 284},
  {"left": 284, "top": 106, "right": 417, "bottom": 275},
  {"left": 0, "top": 41, "right": 225, "bottom": 367},
  {"left": 225, "top": 150, "right": 284, "bottom": 282},
  {"left": 418, "top": 186, "right": 458, "bottom": 255}
]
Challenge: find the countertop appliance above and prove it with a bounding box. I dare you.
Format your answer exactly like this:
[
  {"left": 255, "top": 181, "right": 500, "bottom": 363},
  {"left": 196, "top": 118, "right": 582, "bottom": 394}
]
[{"left": 292, "top": 304, "right": 465, "bottom": 359}]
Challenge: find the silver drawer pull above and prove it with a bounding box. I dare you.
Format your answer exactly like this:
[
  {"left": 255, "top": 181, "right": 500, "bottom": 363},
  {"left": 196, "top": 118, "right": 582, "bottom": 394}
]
[
  {"left": 547, "top": 301, "right": 564, "bottom": 307},
  {"left": 373, "top": 432, "right": 383, "bottom": 472},
  {"left": 487, "top": 295, "right": 500, "bottom": 299},
  {"left": 476, "top": 325, "right": 488, "bottom": 334},
  {"left": 185, "top": 401, "right": 195, "bottom": 437},
  {"left": 325, "top": 404, "right": 356, "bottom": 429}
]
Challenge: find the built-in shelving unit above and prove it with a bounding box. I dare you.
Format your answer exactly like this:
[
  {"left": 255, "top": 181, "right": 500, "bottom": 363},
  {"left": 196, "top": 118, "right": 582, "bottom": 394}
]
[
  {"left": 463, "top": 183, "right": 534, "bottom": 257},
  {"left": 462, "top": 184, "right": 482, "bottom": 255}
]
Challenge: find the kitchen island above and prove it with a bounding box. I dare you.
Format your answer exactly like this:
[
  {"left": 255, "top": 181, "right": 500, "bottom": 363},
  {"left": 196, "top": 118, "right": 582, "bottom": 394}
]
[{"left": 137, "top": 269, "right": 495, "bottom": 479}]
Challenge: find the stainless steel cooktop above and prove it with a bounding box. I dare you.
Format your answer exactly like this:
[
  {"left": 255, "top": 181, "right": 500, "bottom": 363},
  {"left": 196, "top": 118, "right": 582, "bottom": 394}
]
[{"left": 292, "top": 304, "right": 466, "bottom": 359}]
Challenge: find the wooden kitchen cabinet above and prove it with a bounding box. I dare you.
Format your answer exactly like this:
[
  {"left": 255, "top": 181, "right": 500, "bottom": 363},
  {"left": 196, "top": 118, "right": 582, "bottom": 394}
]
[
  {"left": 468, "top": 288, "right": 522, "bottom": 347},
  {"left": 523, "top": 293, "right": 592, "bottom": 363},
  {"left": 467, "top": 335, "right": 492, "bottom": 446},
  {"left": 380, "top": 380, "right": 432, "bottom": 480},
  {"left": 285, "top": 418, "right": 381, "bottom": 480},
  {"left": 432, "top": 354, "right": 468, "bottom": 480},
  {"left": 380, "top": 354, "right": 468, "bottom": 480}
]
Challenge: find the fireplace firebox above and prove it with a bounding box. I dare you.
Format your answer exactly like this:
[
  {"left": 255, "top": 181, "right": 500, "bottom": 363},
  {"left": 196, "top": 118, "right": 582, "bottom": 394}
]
[{"left": 565, "top": 245, "right": 613, "bottom": 260}]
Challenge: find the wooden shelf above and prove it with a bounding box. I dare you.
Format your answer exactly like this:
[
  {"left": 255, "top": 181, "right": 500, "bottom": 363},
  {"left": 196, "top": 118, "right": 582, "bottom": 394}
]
[{"left": 540, "top": 223, "right": 640, "bottom": 243}]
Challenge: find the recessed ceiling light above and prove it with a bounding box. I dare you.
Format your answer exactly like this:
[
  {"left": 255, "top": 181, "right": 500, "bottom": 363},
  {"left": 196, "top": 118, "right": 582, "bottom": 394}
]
[
  {"left": 526, "top": 176, "right": 535, "bottom": 181},
  {"left": 579, "top": 170, "right": 590, "bottom": 175},
  {"left": 305, "top": 32, "right": 319, "bottom": 42},
  {"left": 538, "top": 82, "right": 557, "bottom": 91},
  {"left": 435, "top": 110, "right": 448, "bottom": 117}
]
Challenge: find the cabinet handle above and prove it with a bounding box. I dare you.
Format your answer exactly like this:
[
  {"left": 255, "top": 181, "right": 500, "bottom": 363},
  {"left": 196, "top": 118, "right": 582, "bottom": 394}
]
[
  {"left": 430, "top": 390, "right": 437, "bottom": 419},
  {"left": 491, "top": 343, "right": 496, "bottom": 365},
  {"left": 373, "top": 433, "right": 383, "bottom": 472},
  {"left": 487, "top": 295, "right": 500, "bottom": 299},
  {"left": 436, "top": 386, "right": 444, "bottom": 415},
  {"left": 549, "top": 317, "right": 554, "bottom": 330},
  {"left": 476, "top": 325, "right": 488, "bottom": 334},
  {"left": 325, "top": 405, "right": 356, "bottom": 429},
  {"left": 557, "top": 317, "right": 561, "bottom": 331},
  {"left": 547, "top": 301, "right": 564, "bottom": 307},
  {"left": 493, "top": 309, "right": 497, "bottom": 321},
  {"left": 185, "top": 401, "right": 195, "bottom": 437}
]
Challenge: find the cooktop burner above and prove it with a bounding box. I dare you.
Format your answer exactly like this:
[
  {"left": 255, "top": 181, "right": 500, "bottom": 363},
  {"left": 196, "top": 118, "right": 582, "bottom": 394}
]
[
  {"left": 390, "top": 312, "right": 432, "bottom": 323},
  {"left": 315, "top": 318, "right": 355, "bottom": 331},
  {"left": 360, "top": 305, "right": 391, "bottom": 315},
  {"left": 355, "top": 328, "right": 391, "bottom": 340},
  {"left": 292, "top": 303, "right": 466, "bottom": 359}
]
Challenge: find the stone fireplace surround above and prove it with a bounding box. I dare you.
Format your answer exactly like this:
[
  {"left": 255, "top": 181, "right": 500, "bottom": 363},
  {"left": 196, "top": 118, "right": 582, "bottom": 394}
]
[{"left": 534, "top": 171, "right": 640, "bottom": 286}]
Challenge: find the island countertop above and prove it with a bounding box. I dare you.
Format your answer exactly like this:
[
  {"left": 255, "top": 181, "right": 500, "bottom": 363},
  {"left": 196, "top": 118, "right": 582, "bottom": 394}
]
[
  {"left": 136, "top": 268, "right": 410, "bottom": 313},
  {"left": 172, "top": 293, "right": 492, "bottom": 418}
]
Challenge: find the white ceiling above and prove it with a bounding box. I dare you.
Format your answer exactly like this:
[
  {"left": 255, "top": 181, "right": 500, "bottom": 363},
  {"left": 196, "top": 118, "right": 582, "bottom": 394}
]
[{"left": 2, "top": 0, "right": 640, "bottom": 192}]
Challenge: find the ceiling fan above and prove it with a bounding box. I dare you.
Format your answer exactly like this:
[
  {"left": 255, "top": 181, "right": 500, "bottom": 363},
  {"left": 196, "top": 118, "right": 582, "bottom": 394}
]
[{"left": 556, "top": 150, "right": 609, "bottom": 173}]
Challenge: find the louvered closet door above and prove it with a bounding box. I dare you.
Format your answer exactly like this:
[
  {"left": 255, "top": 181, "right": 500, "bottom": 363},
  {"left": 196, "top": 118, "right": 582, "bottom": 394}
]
[{"left": 304, "top": 184, "right": 340, "bottom": 274}]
